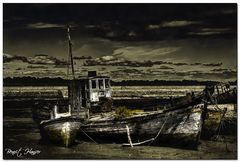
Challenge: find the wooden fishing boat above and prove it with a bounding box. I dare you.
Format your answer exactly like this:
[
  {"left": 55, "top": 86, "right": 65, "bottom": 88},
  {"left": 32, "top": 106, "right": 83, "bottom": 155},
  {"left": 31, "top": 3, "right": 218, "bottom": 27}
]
[
  {"left": 79, "top": 105, "right": 203, "bottom": 148},
  {"left": 39, "top": 117, "right": 82, "bottom": 147},
  {"left": 35, "top": 26, "right": 236, "bottom": 149}
]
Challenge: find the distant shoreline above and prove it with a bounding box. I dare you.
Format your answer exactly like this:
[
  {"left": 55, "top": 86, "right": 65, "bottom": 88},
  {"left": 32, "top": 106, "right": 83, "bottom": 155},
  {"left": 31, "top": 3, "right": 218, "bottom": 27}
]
[{"left": 3, "top": 77, "right": 237, "bottom": 86}]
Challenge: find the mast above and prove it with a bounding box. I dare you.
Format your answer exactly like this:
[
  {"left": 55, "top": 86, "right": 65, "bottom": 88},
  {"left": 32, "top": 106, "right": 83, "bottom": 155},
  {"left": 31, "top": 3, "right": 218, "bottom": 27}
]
[
  {"left": 67, "top": 25, "right": 75, "bottom": 80},
  {"left": 67, "top": 25, "right": 78, "bottom": 113}
]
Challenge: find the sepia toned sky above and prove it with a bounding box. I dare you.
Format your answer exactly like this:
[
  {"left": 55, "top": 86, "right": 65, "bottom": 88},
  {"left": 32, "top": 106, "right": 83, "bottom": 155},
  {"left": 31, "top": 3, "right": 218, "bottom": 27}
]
[{"left": 3, "top": 3, "right": 237, "bottom": 81}]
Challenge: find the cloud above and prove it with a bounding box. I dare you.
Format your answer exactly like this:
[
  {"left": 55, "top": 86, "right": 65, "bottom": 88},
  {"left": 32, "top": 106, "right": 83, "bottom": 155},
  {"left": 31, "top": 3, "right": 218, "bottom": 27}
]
[
  {"left": 201, "top": 28, "right": 232, "bottom": 32},
  {"left": 146, "top": 20, "right": 201, "bottom": 30},
  {"left": 73, "top": 56, "right": 92, "bottom": 60},
  {"left": 211, "top": 68, "right": 229, "bottom": 72},
  {"left": 161, "top": 20, "right": 201, "bottom": 27},
  {"left": 3, "top": 53, "right": 28, "bottom": 63},
  {"left": 3, "top": 53, "right": 67, "bottom": 65},
  {"left": 83, "top": 54, "right": 197, "bottom": 69},
  {"left": 188, "top": 31, "right": 223, "bottom": 36},
  {"left": 84, "top": 55, "right": 154, "bottom": 67},
  {"left": 3, "top": 53, "right": 14, "bottom": 59},
  {"left": 173, "top": 62, "right": 188, "bottom": 66},
  {"left": 128, "top": 31, "right": 137, "bottom": 37},
  {"left": 188, "top": 27, "right": 232, "bottom": 36},
  {"left": 146, "top": 24, "right": 161, "bottom": 30},
  {"left": 202, "top": 62, "right": 222, "bottom": 67},
  {"left": 158, "top": 65, "right": 174, "bottom": 70},
  {"left": 112, "top": 46, "right": 181, "bottom": 61},
  {"left": 27, "top": 22, "right": 65, "bottom": 29},
  {"left": 73, "top": 38, "right": 120, "bottom": 58},
  {"left": 190, "top": 63, "right": 202, "bottom": 66}
]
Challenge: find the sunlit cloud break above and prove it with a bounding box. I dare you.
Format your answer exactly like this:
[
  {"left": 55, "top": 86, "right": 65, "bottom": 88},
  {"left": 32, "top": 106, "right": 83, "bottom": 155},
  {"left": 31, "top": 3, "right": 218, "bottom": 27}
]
[{"left": 27, "top": 22, "right": 65, "bottom": 29}]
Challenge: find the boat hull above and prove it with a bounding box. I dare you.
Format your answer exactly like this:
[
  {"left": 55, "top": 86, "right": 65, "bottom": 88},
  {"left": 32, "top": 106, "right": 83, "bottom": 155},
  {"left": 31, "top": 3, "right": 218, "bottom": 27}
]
[
  {"left": 39, "top": 118, "right": 82, "bottom": 147},
  {"left": 80, "top": 107, "right": 202, "bottom": 148}
]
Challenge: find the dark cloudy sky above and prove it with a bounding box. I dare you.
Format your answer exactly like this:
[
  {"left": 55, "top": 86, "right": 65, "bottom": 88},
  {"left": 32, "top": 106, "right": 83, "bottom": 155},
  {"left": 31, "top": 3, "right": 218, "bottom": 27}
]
[{"left": 3, "top": 3, "right": 237, "bottom": 81}]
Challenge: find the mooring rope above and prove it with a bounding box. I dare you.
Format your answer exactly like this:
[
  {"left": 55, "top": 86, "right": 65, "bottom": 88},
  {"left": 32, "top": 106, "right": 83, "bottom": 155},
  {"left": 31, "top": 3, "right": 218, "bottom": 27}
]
[
  {"left": 126, "top": 125, "right": 133, "bottom": 147},
  {"left": 148, "top": 113, "right": 170, "bottom": 146},
  {"left": 79, "top": 127, "right": 98, "bottom": 144}
]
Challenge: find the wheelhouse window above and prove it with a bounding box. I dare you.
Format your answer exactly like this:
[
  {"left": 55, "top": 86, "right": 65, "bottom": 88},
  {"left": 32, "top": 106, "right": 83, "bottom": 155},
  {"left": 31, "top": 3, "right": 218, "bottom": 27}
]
[
  {"left": 105, "top": 79, "right": 110, "bottom": 88},
  {"left": 92, "top": 80, "right": 97, "bottom": 89},
  {"left": 99, "top": 79, "right": 104, "bottom": 89}
]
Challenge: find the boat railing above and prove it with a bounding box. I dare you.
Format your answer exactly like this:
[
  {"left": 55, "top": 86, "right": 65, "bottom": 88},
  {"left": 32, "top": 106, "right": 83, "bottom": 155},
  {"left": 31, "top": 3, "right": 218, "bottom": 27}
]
[{"left": 50, "top": 105, "right": 71, "bottom": 119}]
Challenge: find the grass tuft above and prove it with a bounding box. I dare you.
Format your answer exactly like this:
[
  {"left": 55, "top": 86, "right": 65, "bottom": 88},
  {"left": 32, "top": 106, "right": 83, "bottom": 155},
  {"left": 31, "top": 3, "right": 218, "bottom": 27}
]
[{"left": 115, "top": 106, "right": 143, "bottom": 118}]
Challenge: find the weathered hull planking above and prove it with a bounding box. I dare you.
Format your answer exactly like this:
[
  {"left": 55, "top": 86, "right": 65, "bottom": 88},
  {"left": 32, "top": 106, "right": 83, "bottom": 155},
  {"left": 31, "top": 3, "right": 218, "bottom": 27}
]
[{"left": 80, "top": 107, "right": 202, "bottom": 148}]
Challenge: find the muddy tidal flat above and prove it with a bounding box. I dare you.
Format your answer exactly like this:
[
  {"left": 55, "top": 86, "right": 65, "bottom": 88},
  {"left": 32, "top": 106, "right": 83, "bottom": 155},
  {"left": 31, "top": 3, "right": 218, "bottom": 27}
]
[{"left": 3, "top": 102, "right": 237, "bottom": 159}]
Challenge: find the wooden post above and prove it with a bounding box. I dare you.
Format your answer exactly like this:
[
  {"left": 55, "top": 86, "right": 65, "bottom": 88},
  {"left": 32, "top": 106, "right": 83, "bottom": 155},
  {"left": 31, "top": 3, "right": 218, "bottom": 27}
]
[{"left": 126, "top": 125, "right": 133, "bottom": 147}]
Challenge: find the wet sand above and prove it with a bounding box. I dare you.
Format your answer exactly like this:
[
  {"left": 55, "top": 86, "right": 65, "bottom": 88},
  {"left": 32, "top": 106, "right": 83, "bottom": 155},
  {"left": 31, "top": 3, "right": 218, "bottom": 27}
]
[{"left": 3, "top": 104, "right": 237, "bottom": 159}]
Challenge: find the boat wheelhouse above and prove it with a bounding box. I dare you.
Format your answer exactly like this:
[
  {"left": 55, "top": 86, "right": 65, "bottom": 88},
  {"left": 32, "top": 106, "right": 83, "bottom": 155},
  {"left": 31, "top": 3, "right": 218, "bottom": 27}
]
[{"left": 68, "top": 71, "right": 112, "bottom": 117}]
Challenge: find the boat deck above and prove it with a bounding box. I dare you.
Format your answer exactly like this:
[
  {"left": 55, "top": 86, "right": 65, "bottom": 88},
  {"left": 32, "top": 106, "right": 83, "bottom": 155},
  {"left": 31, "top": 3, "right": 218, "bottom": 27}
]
[{"left": 88, "top": 110, "right": 163, "bottom": 122}]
